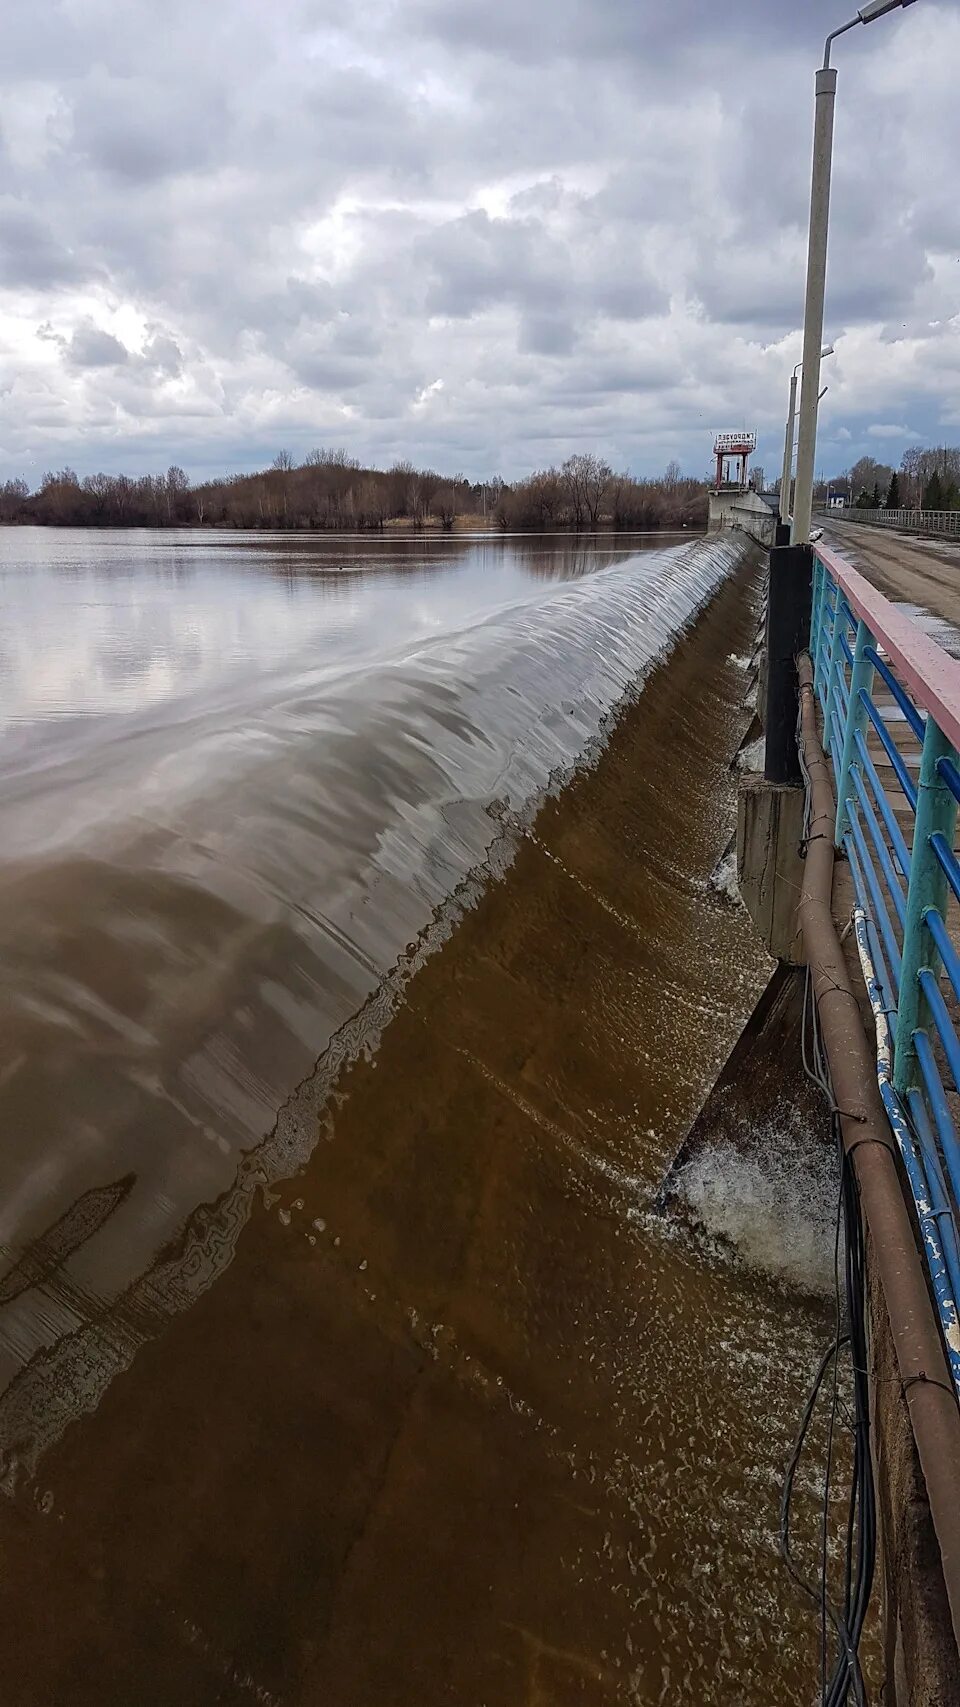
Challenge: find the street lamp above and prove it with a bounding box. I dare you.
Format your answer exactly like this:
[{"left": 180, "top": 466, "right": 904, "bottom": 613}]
[
  {"left": 790, "top": 0, "right": 918, "bottom": 545},
  {"left": 780, "top": 345, "right": 834, "bottom": 525}
]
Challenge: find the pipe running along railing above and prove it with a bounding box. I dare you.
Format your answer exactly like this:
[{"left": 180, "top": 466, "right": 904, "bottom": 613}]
[{"left": 811, "top": 541, "right": 960, "bottom": 1395}]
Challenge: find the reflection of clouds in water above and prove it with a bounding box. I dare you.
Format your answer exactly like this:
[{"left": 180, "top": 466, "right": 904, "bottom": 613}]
[
  {"left": 0, "top": 529, "right": 677, "bottom": 733},
  {"left": 93, "top": 641, "right": 202, "bottom": 691},
  {"left": 3, "top": 575, "right": 356, "bottom": 722}
]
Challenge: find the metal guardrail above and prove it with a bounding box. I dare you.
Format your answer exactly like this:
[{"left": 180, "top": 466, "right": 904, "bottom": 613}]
[
  {"left": 811, "top": 543, "right": 960, "bottom": 1393},
  {"left": 821, "top": 505, "right": 960, "bottom": 538}
]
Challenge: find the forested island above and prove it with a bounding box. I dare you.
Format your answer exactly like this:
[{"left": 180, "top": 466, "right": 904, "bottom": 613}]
[
  {"left": 3, "top": 442, "right": 957, "bottom": 534},
  {"left": 0, "top": 452, "right": 708, "bottom": 532}
]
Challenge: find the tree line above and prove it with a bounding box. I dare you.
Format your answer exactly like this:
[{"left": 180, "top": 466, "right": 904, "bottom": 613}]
[
  {"left": 812, "top": 445, "right": 960, "bottom": 512},
  {"left": 0, "top": 455, "right": 468, "bottom": 532},
  {"left": 0, "top": 450, "right": 708, "bottom": 534},
  {"left": 494, "top": 456, "right": 706, "bottom": 531}
]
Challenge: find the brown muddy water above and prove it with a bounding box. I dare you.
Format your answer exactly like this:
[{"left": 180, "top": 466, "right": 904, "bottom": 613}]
[{"left": 0, "top": 527, "right": 835, "bottom": 1703}]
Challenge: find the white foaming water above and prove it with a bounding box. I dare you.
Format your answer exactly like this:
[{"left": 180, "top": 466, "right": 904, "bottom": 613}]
[
  {"left": 735, "top": 734, "right": 766, "bottom": 773},
  {"left": 674, "top": 1118, "right": 840, "bottom": 1295},
  {"left": 707, "top": 842, "right": 740, "bottom": 905}
]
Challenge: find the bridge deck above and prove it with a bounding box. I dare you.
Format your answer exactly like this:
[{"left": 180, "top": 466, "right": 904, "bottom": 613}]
[{"left": 824, "top": 517, "right": 960, "bottom": 635}]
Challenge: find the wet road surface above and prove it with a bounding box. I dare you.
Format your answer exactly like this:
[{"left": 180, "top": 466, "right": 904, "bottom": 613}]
[{"left": 824, "top": 517, "right": 960, "bottom": 631}]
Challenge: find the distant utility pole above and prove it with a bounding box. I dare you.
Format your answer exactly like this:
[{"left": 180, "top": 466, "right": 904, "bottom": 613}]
[
  {"left": 791, "top": 0, "right": 918, "bottom": 545},
  {"left": 780, "top": 348, "right": 833, "bottom": 527}
]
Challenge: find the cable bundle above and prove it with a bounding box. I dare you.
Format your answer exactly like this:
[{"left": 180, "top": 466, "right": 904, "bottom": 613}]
[{"left": 779, "top": 704, "right": 878, "bottom": 1704}]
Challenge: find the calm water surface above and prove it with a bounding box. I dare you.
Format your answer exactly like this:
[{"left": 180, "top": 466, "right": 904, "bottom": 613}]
[{"left": 0, "top": 526, "right": 830, "bottom": 1704}]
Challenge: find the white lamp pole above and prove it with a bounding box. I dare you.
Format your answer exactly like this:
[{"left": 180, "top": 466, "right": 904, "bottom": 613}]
[
  {"left": 781, "top": 368, "right": 799, "bottom": 526},
  {"left": 791, "top": 0, "right": 918, "bottom": 545},
  {"left": 781, "top": 346, "right": 833, "bottom": 525}
]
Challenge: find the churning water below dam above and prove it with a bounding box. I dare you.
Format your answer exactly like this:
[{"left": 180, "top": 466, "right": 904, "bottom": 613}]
[{"left": 0, "top": 527, "right": 836, "bottom": 1703}]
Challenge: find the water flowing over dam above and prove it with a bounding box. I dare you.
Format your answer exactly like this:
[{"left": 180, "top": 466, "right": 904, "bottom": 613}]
[{"left": 0, "top": 528, "right": 833, "bottom": 1703}]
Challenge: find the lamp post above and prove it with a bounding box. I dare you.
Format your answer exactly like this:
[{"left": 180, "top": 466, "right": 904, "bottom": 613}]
[
  {"left": 790, "top": 0, "right": 919, "bottom": 546},
  {"left": 780, "top": 345, "right": 833, "bottom": 526}
]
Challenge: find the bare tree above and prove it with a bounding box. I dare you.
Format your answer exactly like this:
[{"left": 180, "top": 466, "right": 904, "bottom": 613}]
[
  {"left": 411, "top": 469, "right": 441, "bottom": 527},
  {"left": 82, "top": 471, "right": 112, "bottom": 520},
  {"left": 584, "top": 457, "right": 612, "bottom": 529},
  {"left": 0, "top": 478, "right": 28, "bottom": 523},
  {"left": 386, "top": 460, "right": 415, "bottom": 518},
  {"left": 561, "top": 455, "right": 588, "bottom": 529},
  {"left": 164, "top": 464, "right": 190, "bottom": 523},
  {"left": 845, "top": 456, "right": 892, "bottom": 506},
  {"left": 434, "top": 485, "right": 457, "bottom": 530}
]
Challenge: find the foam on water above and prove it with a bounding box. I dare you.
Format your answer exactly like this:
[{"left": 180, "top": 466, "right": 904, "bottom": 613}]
[
  {"left": 674, "top": 1117, "right": 840, "bottom": 1295},
  {"left": 735, "top": 733, "right": 766, "bottom": 772},
  {"left": 706, "top": 841, "right": 740, "bottom": 905}
]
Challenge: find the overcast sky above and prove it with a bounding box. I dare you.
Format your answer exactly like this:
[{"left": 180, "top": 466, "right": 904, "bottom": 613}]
[{"left": 0, "top": 0, "right": 957, "bottom": 485}]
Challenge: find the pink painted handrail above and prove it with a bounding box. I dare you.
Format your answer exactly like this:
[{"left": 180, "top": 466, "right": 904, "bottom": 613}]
[{"left": 816, "top": 541, "right": 960, "bottom": 754}]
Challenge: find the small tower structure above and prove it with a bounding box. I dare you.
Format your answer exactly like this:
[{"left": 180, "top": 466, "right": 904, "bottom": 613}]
[{"left": 713, "top": 431, "right": 757, "bottom": 492}]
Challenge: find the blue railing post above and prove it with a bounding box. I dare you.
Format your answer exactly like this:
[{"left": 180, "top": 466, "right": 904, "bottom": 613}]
[
  {"left": 834, "top": 619, "right": 876, "bottom": 844},
  {"left": 894, "top": 717, "right": 960, "bottom": 1093},
  {"left": 810, "top": 557, "right": 824, "bottom": 688},
  {"left": 821, "top": 588, "right": 846, "bottom": 756},
  {"left": 812, "top": 548, "right": 960, "bottom": 1403}
]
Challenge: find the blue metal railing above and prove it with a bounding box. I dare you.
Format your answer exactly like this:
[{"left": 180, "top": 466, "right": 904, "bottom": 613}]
[{"left": 811, "top": 546, "right": 960, "bottom": 1392}]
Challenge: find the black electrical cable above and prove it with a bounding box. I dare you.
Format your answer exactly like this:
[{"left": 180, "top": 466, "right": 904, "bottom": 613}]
[
  {"left": 780, "top": 1333, "right": 849, "bottom": 1605},
  {"left": 781, "top": 692, "right": 878, "bottom": 1706},
  {"left": 839, "top": 1139, "right": 877, "bottom": 1689},
  {"left": 783, "top": 1102, "right": 870, "bottom": 1706},
  {"left": 821, "top": 1114, "right": 846, "bottom": 1707}
]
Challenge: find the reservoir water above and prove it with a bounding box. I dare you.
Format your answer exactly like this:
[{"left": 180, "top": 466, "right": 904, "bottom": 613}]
[{"left": 0, "top": 526, "right": 832, "bottom": 1703}]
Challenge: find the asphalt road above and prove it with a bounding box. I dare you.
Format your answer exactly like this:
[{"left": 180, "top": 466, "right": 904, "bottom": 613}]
[{"left": 823, "top": 518, "right": 960, "bottom": 631}]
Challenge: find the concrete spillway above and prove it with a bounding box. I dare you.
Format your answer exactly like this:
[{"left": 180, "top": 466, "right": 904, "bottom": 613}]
[{"left": 0, "top": 531, "right": 837, "bottom": 1703}]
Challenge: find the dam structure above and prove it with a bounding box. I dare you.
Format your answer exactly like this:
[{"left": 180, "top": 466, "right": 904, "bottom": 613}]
[
  {"left": 0, "top": 506, "right": 958, "bottom": 1703},
  {"left": 707, "top": 430, "right": 778, "bottom": 547},
  {"left": 0, "top": 525, "right": 835, "bottom": 1704}
]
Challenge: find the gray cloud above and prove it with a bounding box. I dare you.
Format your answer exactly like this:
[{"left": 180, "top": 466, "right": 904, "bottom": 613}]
[
  {"left": 0, "top": 203, "right": 78, "bottom": 289},
  {"left": 0, "top": 0, "right": 955, "bottom": 483},
  {"left": 69, "top": 71, "right": 231, "bottom": 183},
  {"left": 518, "top": 315, "right": 576, "bottom": 358},
  {"left": 419, "top": 211, "right": 571, "bottom": 318},
  {"left": 407, "top": 0, "right": 862, "bottom": 66},
  {"left": 66, "top": 322, "right": 130, "bottom": 368},
  {"left": 140, "top": 332, "right": 184, "bottom": 376}
]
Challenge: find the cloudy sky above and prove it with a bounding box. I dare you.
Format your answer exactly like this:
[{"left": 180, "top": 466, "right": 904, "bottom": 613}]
[{"left": 1, "top": 0, "right": 957, "bottom": 485}]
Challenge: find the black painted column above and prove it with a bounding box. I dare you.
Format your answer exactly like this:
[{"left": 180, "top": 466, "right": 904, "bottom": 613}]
[{"left": 764, "top": 542, "right": 813, "bottom": 785}]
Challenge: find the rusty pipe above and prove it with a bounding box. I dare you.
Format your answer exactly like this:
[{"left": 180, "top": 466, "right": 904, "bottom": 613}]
[{"left": 796, "top": 651, "right": 960, "bottom": 1649}]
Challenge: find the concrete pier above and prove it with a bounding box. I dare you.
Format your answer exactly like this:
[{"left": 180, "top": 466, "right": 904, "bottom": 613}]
[
  {"left": 708, "top": 487, "right": 778, "bottom": 546},
  {"left": 736, "top": 773, "right": 805, "bottom": 962}
]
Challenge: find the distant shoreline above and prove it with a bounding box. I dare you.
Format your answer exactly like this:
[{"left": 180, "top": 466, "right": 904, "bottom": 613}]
[
  {"left": 0, "top": 456, "right": 709, "bottom": 533},
  {"left": 0, "top": 516, "right": 697, "bottom": 537}
]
